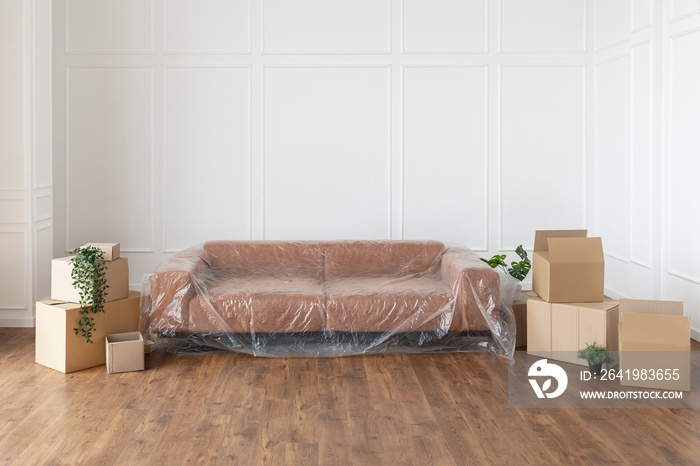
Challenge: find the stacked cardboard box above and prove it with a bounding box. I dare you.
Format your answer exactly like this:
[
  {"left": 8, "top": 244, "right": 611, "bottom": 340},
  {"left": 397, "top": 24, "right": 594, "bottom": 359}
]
[
  {"left": 527, "top": 230, "right": 614, "bottom": 367},
  {"left": 36, "top": 243, "right": 142, "bottom": 374},
  {"left": 526, "top": 230, "right": 692, "bottom": 390}
]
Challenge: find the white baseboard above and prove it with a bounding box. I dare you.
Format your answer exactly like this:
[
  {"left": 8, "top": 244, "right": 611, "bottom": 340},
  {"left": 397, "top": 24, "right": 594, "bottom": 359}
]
[
  {"left": 691, "top": 328, "right": 700, "bottom": 343},
  {"left": 0, "top": 317, "right": 36, "bottom": 328}
]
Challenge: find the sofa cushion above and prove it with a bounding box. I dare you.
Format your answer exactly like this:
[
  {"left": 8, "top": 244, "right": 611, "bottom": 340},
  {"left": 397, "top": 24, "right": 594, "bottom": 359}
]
[
  {"left": 325, "top": 276, "right": 454, "bottom": 332},
  {"left": 324, "top": 240, "right": 444, "bottom": 279},
  {"left": 188, "top": 276, "right": 325, "bottom": 333},
  {"left": 202, "top": 241, "right": 325, "bottom": 280}
]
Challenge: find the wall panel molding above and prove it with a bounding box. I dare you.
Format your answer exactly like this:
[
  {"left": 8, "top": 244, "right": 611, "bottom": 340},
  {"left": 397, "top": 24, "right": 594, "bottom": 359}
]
[
  {"left": 64, "top": 64, "right": 154, "bottom": 254},
  {"left": 499, "top": 64, "right": 587, "bottom": 251},
  {"left": 65, "top": 0, "right": 153, "bottom": 55}
]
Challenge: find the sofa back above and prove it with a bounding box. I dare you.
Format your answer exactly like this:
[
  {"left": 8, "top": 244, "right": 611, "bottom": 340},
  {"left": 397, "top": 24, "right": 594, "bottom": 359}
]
[
  {"left": 324, "top": 240, "right": 444, "bottom": 279},
  {"left": 202, "top": 241, "right": 325, "bottom": 280}
]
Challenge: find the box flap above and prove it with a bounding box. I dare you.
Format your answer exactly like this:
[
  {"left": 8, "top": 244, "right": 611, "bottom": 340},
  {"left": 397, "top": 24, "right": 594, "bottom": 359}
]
[
  {"left": 547, "top": 237, "right": 604, "bottom": 263},
  {"left": 619, "top": 299, "right": 684, "bottom": 316},
  {"left": 620, "top": 312, "right": 690, "bottom": 346},
  {"left": 533, "top": 229, "right": 587, "bottom": 252}
]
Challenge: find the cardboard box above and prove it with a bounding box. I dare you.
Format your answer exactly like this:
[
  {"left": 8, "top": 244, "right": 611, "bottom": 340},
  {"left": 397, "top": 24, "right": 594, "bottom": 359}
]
[
  {"left": 35, "top": 291, "right": 140, "bottom": 373},
  {"left": 618, "top": 299, "right": 690, "bottom": 391},
  {"left": 527, "top": 295, "right": 619, "bottom": 366},
  {"left": 51, "top": 256, "right": 129, "bottom": 303},
  {"left": 532, "top": 230, "right": 605, "bottom": 303},
  {"left": 80, "top": 242, "right": 120, "bottom": 261},
  {"left": 106, "top": 332, "right": 145, "bottom": 374},
  {"left": 514, "top": 291, "right": 537, "bottom": 347}
]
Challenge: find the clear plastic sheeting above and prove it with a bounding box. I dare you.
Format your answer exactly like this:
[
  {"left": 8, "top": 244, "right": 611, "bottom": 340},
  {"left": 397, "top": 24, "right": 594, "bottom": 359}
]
[{"left": 140, "top": 240, "right": 517, "bottom": 360}]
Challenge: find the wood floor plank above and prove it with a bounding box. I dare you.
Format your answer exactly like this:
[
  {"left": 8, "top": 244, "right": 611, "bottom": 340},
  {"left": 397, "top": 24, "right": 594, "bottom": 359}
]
[
  {"left": 340, "top": 356, "right": 386, "bottom": 465},
  {"left": 182, "top": 414, "right": 230, "bottom": 464},
  {"left": 410, "top": 354, "right": 491, "bottom": 465},
  {"left": 386, "top": 354, "right": 442, "bottom": 438},
  {"left": 258, "top": 399, "right": 290, "bottom": 465},
  {"left": 363, "top": 355, "right": 420, "bottom": 465},
  {"left": 286, "top": 442, "right": 319, "bottom": 466},
  {"left": 412, "top": 435, "right": 457, "bottom": 466},
  {"left": 452, "top": 354, "right": 559, "bottom": 464},
  {"left": 317, "top": 358, "right": 352, "bottom": 466},
  {"left": 288, "top": 358, "right": 319, "bottom": 444},
  {"left": 217, "top": 407, "right": 261, "bottom": 465},
  {"left": 432, "top": 354, "right": 526, "bottom": 465}
]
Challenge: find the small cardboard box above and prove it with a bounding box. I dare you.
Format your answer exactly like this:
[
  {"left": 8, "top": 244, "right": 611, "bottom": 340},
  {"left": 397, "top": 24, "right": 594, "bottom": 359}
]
[
  {"left": 527, "top": 295, "right": 619, "bottom": 366},
  {"left": 51, "top": 256, "right": 129, "bottom": 303},
  {"left": 618, "top": 299, "right": 691, "bottom": 391},
  {"left": 35, "top": 291, "right": 140, "bottom": 373},
  {"left": 514, "top": 291, "right": 537, "bottom": 347},
  {"left": 80, "top": 242, "right": 120, "bottom": 261},
  {"left": 532, "top": 230, "right": 605, "bottom": 303},
  {"left": 106, "top": 332, "right": 145, "bottom": 374}
]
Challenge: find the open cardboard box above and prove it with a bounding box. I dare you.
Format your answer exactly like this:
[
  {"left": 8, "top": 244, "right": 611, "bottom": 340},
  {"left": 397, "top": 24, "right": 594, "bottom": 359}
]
[
  {"left": 527, "top": 295, "right": 619, "bottom": 367},
  {"left": 532, "top": 229, "right": 604, "bottom": 303},
  {"left": 35, "top": 291, "right": 140, "bottom": 373},
  {"left": 618, "top": 299, "right": 691, "bottom": 391},
  {"left": 106, "top": 332, "right": 145, "bottom": 374}
]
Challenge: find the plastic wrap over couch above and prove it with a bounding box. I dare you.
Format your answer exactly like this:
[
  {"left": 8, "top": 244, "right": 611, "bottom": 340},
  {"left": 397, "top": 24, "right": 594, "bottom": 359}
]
[{"left": 141, "top": 240, "right": 516, "bottom": 359}]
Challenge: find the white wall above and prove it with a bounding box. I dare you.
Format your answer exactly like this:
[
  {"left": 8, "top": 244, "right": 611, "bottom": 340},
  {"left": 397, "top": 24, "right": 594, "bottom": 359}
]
[
  {"left": 0, "top": 0, "right": 53, "bottom": 327},
  {"left": 46, "top": 1, "right": 700, "bottom": 335},
  {"left": 590, "top": 0, "right": 700, "bottom": 339},
  {"left": 51, "top": 0, "right": 591, "bottom": 292}
]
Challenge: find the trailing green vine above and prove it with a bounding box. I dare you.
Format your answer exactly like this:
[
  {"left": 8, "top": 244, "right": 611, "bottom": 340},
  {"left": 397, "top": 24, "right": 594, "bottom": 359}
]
[{"left": 70, "top": 246, "right": 110, "bottom": 343}]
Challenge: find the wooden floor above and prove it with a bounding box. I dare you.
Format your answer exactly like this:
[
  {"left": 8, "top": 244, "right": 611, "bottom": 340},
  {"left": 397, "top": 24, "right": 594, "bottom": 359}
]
[{"left": 1, "top": 328, "right": 699, "bottom": 465}]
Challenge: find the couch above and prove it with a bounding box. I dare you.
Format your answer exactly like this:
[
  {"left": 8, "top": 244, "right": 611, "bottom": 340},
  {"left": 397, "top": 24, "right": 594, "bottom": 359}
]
[{"left": 141, "top": 240, "right": 514, "bottom": 358}]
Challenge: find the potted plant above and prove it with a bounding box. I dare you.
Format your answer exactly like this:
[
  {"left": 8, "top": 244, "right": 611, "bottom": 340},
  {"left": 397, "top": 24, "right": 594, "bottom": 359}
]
[
  {"left": 481, "top": 245, "right": 531, "bottom": 296},
  {"left": 577, "top": 342, "right": 614, "bottom": 375},
  {"left": 70, "top": 245, "right": 110, "bottom": 343}
]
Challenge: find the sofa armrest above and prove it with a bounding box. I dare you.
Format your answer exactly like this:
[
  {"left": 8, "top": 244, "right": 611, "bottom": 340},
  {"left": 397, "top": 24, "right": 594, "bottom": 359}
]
[
  {"left": 143, "top": 248, "right": 208, "bottom": 336},
  {"left": 440, "top": 247, "right": 501, "bottom": 331}
]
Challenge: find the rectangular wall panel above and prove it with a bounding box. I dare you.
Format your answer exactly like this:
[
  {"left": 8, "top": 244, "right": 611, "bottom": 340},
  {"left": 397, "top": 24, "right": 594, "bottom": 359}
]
[
  {"left": 0, "top": 0, "right": 25, "bottom": 189},
  {"left": 164, "top": 67, "right": 251, "bottom": 251},
  {"left": 595, "top": 0, "right": 631, "bottom": 50},
  {"left": 672, "top": 0, "right": 700, "bottom": 20},
  {"left": 34, "top": 0, "right": 53, "bottom": 189},
  {"left": 632, "top": 0, "right": 653, "bottom": 30},
  {"left": 165, "top": 0, "right": 250, "bottom": 53},
  {"left": 403, "top": 66, "right": 488, "bottom": 248},
  {"left": 66, "top": 0, "right": 152, "bottom": 53},
  {"left": 501, "top": 0, "right": 586, "bottom": 53},
  {"left": 595, "top": 56, "right": 631, "bottom": 261},
  {"left": 0, "top": 232, "right": 26, "bottom": 309},
  {"left": 263, "top": 67, "right": 390, "bottom": 240},
  {"left": 67, "top": 66, "right": 153, "bottom": 251},
  {"left": 631, "top": 43, "right": 652, "bottom": 266},
  {"left": 402, "top": 0, "right": 487, "bottom": 53},
  {"left": 34, "top": 195, "right": 52, "bottom": 222},
  {"left": 35, "top": 226, "right": 52, "bottom": 301},
  {"left": 501, "top": 66, "right": 586, "bottom": 250},
  {"left": 263, "top": 0, "right": 390, "bottom": 53},
  {"left": 0, "top": 199, "right": 25, "bottom": 223},
  {"left": 668, "top": 31, "right": 700, "bottom": 282}
]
